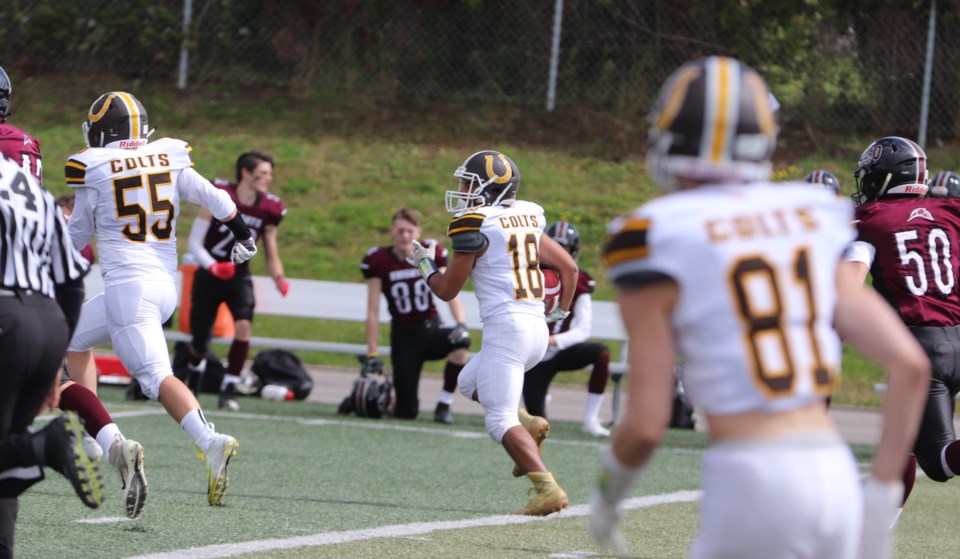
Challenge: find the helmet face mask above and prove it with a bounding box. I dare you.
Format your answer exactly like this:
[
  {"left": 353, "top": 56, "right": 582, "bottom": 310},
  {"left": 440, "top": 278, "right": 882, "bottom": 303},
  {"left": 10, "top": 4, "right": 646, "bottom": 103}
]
[
  {"left": 647, "top": 56, "right": 778, "bottom": 190},
  {"left": 446, "top": 150, "right": 521, "bottom": 213},
  {"left": 852, "top": 136, "right": 928, "bottom": 205},
  {"left": 546, "top": 221, "right": 581, "bottom": 261},
  {"left": 82, "top": 91, "right": 154, "bottom": 149}
]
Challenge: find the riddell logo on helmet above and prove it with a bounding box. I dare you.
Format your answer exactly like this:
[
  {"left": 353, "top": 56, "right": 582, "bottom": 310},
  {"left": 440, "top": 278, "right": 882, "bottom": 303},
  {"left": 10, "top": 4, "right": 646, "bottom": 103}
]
[
  {"left": 904, "top": 185, "right": 926, "bottom": 194},
  {"left": 118, "top": 139, "right": 148, "bottom": 149}
]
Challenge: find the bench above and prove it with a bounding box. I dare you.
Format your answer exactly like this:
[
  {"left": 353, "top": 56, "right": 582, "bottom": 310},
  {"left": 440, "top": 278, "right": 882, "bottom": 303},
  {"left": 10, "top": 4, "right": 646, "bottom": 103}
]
[{"left": 82, "top": 265, "right": 630, "bottom": 417}]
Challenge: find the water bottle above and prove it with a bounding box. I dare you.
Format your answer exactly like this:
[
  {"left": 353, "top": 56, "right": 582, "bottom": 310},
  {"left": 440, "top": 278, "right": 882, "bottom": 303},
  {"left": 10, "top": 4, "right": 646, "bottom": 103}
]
[{"left": 261, "top": 384, "right": 294, "bottom": 401}]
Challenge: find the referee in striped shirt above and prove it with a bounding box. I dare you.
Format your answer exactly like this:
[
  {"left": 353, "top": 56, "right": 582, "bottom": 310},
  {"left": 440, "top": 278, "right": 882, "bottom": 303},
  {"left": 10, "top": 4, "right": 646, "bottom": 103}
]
[{"left": 0, "top": 155, "right": 103, "bottom": 557}]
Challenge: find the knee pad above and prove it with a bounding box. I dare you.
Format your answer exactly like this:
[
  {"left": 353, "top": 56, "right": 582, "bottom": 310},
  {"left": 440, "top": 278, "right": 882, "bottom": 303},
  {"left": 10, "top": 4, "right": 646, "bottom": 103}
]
[
  {"left": 131, "top": 369, "right": 172, "bottom": 401},
  {"left": 484, "top": 406, "right": 520, "bottom": 443}
]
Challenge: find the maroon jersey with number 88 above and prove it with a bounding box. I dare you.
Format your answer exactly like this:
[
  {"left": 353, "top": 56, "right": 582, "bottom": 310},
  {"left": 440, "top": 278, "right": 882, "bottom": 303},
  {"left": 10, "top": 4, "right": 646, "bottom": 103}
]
[
  {"left": 201, "top": 178, "right": 286, "bottom": 276},
  {"left": 360, "top": 242, "right": 449, "bottom": 324},
  {"left": 854, "top": 197, "right": 960, "bottom": 326}
]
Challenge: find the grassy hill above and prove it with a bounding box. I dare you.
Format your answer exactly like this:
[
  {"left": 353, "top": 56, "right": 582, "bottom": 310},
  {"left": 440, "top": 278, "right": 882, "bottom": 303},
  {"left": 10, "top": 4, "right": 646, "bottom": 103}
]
[{"left": 14, "top": 73, "right": 960, "bottom": 406}]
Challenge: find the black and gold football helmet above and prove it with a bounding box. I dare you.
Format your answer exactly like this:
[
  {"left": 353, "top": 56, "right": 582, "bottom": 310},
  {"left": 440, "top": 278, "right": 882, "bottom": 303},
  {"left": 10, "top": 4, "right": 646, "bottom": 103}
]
[
  {"left": 447, "top": 150, "right": 521, "bottom": 212},
  {"left": 82, "top": 91, "right": 154, "bottom": 148},
  {"left": 646, "top": 56, "right": 778, "bottom": 190}
]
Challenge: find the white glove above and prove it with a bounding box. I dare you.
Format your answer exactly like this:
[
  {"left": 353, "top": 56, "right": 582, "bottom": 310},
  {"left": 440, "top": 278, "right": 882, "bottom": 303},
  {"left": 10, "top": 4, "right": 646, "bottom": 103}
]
[
  {"left": 589, "top": 488, "right": 628, "bottom": 555},
  {"left": 857, "top": 475, "right": 903, "bottom": 559},
  {"left": 406, "top": 240, "right": 439, "bottom": 281},
  {"left": 545, "top": 307, "right": 570, "bottom": 323},
  {"left": 231, "top": 238, "right": 257, "bottom": 265},
  {"left": 404, "top": 239, "right": 436, "bottom": 266}
]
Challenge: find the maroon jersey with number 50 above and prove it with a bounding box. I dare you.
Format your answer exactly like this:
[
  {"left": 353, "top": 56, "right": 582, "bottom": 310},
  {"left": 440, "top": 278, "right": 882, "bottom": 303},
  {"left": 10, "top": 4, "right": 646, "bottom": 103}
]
[
  {"left": 360, "top": 242, "right": 449, "bottom": 324},
  {"left": 202, "top": 178, "right": 286, "bottom": 276},
  {"left": 0, "top": 123, "right": 42, "bottom": 183},
  {"left": 853, "top": 197, "right": 960, "bottom": 326}
]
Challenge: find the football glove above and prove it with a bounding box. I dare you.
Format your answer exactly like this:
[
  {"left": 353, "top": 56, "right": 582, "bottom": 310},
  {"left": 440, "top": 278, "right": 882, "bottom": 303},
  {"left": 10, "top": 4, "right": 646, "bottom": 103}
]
[
  {"left": 447, "top": 322, "right": 470, "bottom": 346},
  {"left": 275, "top": 275, "right": 290, "bottom": 297},
  {"left": 406, "top": 240, "right": 439, "bottom": 281},
  {"left": 858, "top": 475, "right": 902, "bottom": 559},
  {"left": 545, "top": 307, "right": 570, "bottom": 324},
  {"left": 362, "top": 353, "right": 385, "bottom": 376},
  {"left": 208, "top": 262, "right": 236, "bottom": 280},
  {"left": 231, "top": 238, "right": 257, "bottom": 265}
]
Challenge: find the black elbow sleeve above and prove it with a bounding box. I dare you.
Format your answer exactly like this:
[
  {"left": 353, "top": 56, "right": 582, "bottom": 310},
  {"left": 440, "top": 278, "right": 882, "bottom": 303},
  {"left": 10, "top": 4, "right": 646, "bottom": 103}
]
[
  {"left": 55, "top": 277, "right": 85, "bottom": 338},
  {"left": 223, "top": 213, "right": 252, "bottom": 241}
]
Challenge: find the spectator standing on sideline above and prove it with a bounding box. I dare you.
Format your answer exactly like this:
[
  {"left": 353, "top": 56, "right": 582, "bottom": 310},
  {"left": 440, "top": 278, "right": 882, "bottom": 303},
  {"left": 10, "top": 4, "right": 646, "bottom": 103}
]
[
  {"left": 844, "top": 137, "right": 960, "bottom": 524},
  {"left": 522, "top": 221, "right": 611, "bottom": 437},
  {"left": 64, "top": 91, "right": 255, "bottom": 506},
  {"left": 0, "top": 68, "right": 146, "bottom": 519},
  {"left": 185, "top": 150, "right": 288, "bottom": 411},
  {"left": 408, "top": 149, "right": 579, "bottom": 515},
  {"left": 0, "top": 155, "right": 104, "bottom": 557},
  {"left": 590, "top": 56, "right": 929, "bottom": 559},
  {"left": 360, "top": 208, "right": 470, "bottom": 423}
]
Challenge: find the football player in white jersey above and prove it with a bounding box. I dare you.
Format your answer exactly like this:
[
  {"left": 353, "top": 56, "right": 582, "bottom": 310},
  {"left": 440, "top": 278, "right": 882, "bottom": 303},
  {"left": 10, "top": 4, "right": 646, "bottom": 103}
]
[
  {"left": 407, "top": 150, "right": 578, "bottom": 516},
  {"left": 63, "top": 91, "right": 258, "bottom": 507},
  {"left": 589, "top": 56, "right": 929, "bottom": 559}
]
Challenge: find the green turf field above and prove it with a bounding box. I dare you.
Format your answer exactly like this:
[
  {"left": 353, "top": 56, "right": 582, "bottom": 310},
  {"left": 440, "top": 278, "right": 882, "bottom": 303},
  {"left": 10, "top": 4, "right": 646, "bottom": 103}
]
[{"left": 14, "top": 387, "right": 958, "bottom": 559}]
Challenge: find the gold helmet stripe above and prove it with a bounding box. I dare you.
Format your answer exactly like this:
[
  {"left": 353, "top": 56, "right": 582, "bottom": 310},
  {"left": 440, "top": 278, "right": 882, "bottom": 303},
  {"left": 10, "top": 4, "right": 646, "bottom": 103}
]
[
  {"left": 708, "top": 57, "right": 736, "bottom": 163},
  {"left": 114, "top": 92, "right": 141, "bottom": 140}
]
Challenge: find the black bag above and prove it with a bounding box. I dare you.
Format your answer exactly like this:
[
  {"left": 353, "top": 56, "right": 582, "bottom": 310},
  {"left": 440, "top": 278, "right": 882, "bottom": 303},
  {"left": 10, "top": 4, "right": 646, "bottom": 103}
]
[{"left": 250, "top": 349, "right": 313, "bottom": 400}]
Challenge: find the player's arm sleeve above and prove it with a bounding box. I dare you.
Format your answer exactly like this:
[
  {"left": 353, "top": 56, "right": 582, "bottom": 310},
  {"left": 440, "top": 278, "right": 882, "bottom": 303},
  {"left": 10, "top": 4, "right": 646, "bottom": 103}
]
[
  {"left": 553, "top": 294, "right": 592, "bottom": 350},
  {"left": 67, "top": 187, "right": 99, "bottom": 251},
  {"left": 603, "top": 212, "right": 679, "bottom": 289},
  {"left": 843, "top": 240, "right": 875, "bottom": 268},
  {"left": 447, "top": 213, "right": 487, "bottom": 252},
  {"left": 188, "top": 216, "right": 217, "bottom": 269},
  {"left": 178, "top": 167, "right": 237, "bottom": 222}
]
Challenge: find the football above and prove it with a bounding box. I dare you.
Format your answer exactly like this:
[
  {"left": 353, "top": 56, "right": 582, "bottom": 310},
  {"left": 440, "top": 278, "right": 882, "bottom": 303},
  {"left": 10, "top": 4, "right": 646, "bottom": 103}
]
[{"left": 542, "top": 269, "right": 561, "bottom": 315}]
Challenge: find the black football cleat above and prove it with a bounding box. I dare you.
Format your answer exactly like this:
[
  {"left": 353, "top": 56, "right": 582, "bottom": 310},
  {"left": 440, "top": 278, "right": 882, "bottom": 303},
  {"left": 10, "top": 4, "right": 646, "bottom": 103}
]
[
  {"left": 33, "top": 412, "right": 104, "bottom": 509},
  {"left": 434, "top": 402, "right": 454, "bottom": 425}
]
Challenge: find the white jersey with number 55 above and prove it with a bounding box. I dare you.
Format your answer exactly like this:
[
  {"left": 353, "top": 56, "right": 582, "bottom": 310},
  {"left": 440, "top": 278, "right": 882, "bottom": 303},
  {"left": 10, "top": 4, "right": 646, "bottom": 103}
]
[
  {"left": 604, "top": 182, "right": 855, "bottom": 415},
  {"left": 65, "top": 138, "right": 237, "bottom": 287}
]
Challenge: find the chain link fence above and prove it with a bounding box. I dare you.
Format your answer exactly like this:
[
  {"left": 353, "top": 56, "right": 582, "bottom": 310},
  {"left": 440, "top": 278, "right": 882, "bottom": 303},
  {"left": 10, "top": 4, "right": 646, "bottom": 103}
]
[{"left": 3, "top": 0, "right": 959, "bottom": 145}]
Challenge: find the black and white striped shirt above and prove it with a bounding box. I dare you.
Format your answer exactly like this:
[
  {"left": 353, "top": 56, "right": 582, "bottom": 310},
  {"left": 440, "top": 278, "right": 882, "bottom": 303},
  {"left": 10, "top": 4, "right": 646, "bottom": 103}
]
[{"left": 0, "top": 156, "right": 89, "bottom": 297}]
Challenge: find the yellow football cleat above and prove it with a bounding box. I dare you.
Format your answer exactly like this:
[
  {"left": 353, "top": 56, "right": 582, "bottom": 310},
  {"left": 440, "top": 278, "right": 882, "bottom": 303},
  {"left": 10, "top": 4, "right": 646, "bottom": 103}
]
[{"left": 513, "top": 471, "right": 568, "bottom": 516}]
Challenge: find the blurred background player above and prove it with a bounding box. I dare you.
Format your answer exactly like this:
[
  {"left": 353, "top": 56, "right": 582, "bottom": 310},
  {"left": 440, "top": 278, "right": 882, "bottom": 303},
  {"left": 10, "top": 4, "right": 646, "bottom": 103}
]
[
  {"left": 844, "top": 137, "right": 960, "bottom": 525},
  {"left": 64, "top": 91, "right": 255, "bottom": 506},
  {"left": 928, "top": 170, "right": 960, "bottom": 199},
  {"left": 186, "top": 150, "right": 288, "bottom": 411},
  {"left": 590, "top": 56, "right": 928, "bottom": 559},
  {"left": 360, "top": 208, "right": 470, "bottom": 423},
  {"left": 0, "top": 67, "right": 144, "bottom": 519},
  {"left": 522, "top": 221, "right": 611, "bottom": 437},
  {"left": 0, "top": 156, "right": 103, "bottom": 556},
  {"left": 805, "top": 169, "right": 842, "bottom": 195},
  {"left": 408, "top": 149, "right": 578, "bottom": 516}
]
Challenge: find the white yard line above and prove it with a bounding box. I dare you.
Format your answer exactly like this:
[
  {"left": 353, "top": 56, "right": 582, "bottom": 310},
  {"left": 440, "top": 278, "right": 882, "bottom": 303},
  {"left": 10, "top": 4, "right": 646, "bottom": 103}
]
[{"left": 123, "top": 490, "right": 702, "bottom": 559}]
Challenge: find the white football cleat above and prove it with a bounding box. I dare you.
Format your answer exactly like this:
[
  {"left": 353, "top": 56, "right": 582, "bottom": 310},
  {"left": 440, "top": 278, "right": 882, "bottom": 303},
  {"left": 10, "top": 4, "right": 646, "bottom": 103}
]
[
  {"left": 581, "top": 420, "right": 611, "bottom": 437},
  {"left": 108, "top": 436, "right": 148, "bottom": 519},
  {"left": 197, "top": 429, "right": 239, "bottom": 506}
]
